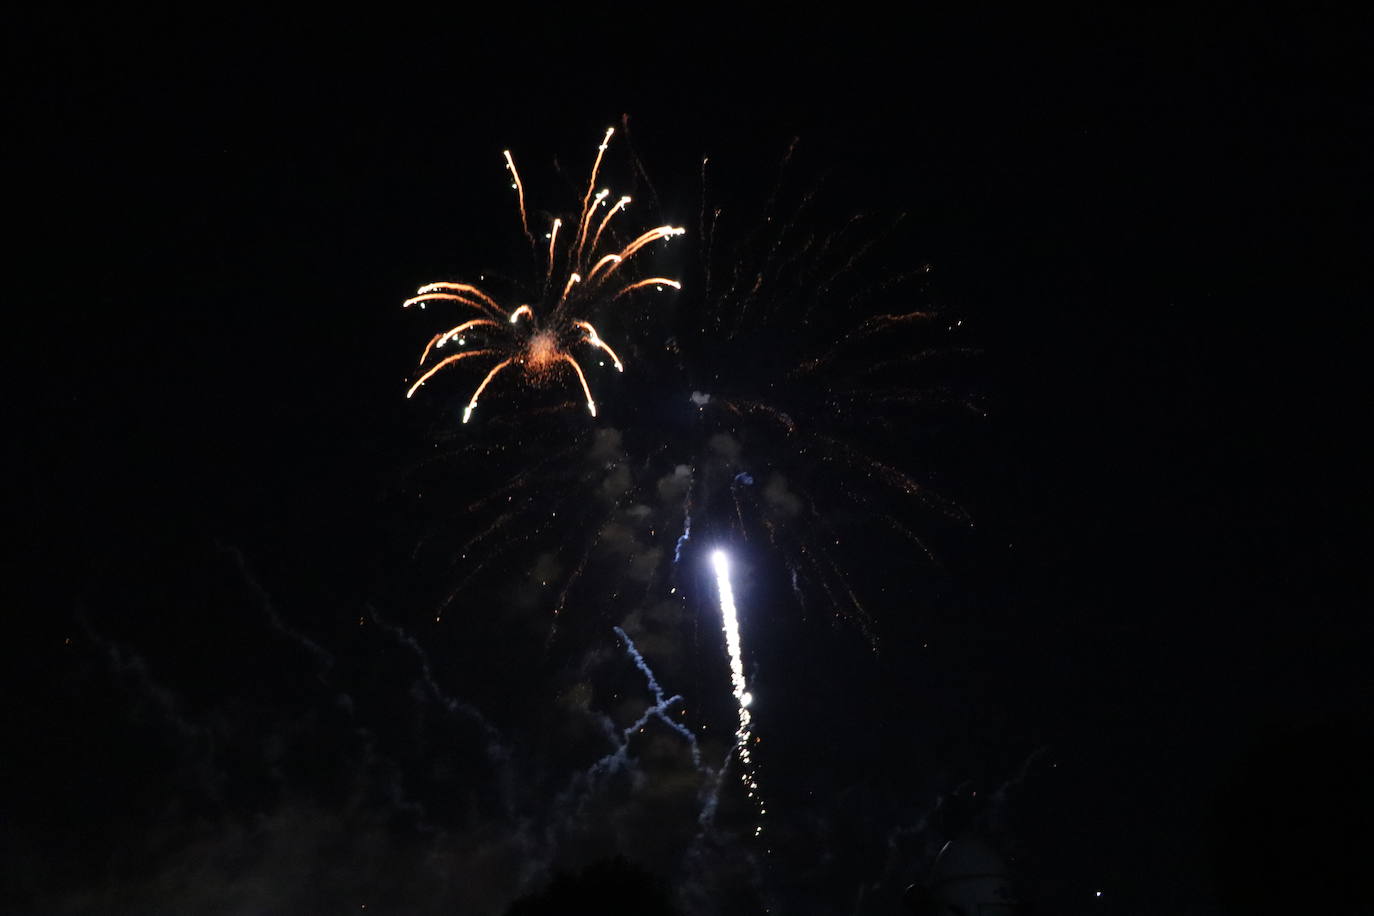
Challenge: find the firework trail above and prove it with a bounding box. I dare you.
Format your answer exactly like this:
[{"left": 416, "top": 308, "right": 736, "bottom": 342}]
[
  {"left": 709, "top": 550, "right": 753, "bottom": 759},
  {"left": 614, "top": 625, "right": 702, "bottom": 765},
  {"left": 219, "top": 543, "right": 338, "bottom": 678},
  {"left": 556, "top": 627, "right": 707, "bottom": 831},
  {"left": 403, "top": 128, "right": 684, "bottom": 423},
  {"left": 710, "top": 549, "right": 765, "bottom": 835},
  {"left": 672, "top": 465, "right": 695, "bottom": 565},
  {"left": 367, "top": 610, "right": 506, "bottom": 748}
]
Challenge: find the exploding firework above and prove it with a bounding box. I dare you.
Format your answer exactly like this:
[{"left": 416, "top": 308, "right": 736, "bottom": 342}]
[
  {"left": 399, "top": 129, "right": 979, "bottom": 650},
  {"left": 403, "top": 127, "right": 683, "bottom": 423},
  {"left": 391, "top": 142, "right": 982, "bottom": 903}
]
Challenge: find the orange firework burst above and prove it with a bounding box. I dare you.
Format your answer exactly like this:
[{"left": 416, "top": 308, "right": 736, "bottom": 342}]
[{"left": 403, "top": 127, "right": 683, "bottom": 423}]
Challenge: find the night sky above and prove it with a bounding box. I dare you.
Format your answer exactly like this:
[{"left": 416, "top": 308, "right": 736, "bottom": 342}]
[{"left": 9, "top": 9, "right": 1372, "bottom": 915}]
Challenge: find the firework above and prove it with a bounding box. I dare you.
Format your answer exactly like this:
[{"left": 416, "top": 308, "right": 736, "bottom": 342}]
[
  {"left": 381, "top": 130, "right": 981, "bottom": 914},
  {"left": 642, "top": 147, "right": 982, "bottom": 649},
  {"left": 403, "top": 128, "right": 685, "bottom": 423},
  {"left": 401, "top": 134, "right": 976, "bottom": 649},
  {"left": 710, "top": 550, "right": 763, "bottom": 818}
]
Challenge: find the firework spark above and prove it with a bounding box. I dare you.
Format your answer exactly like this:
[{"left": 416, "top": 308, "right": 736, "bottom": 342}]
[
  {"left": 711, "top": 548, "right": 762, "bottom": 826},
  {"left": 649, "top": 147, "right": 981, "bottom": 647},
  {"left": 400, "top": 134, "right": 973, "bottom": 771},
  {"left": 404, "top": 128, "right": 685, "bottom": 423}
]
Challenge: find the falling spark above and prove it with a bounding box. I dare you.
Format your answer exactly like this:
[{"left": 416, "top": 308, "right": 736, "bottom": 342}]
[
  {"left": 407, "top": 350, "right": 494, "bottom": 400},
  {"left": 610, "top": 277, "right": 683, "bottom": 301},
  {"left": 574, "top": 188, "right": 611, "bottom": 267},
  {"left": 545, "top": 217, "right": 563, "bottom": 288},
  {"left": 559, "top": 271, "right": 582, "bottom": 304},
  {"left": 587, "top": 253, "right": 622, "bottom": 279},
  {"left": 574, "top": 320, "right": 624, "bottom": 372},
  {"left": 462, "top": 357, "right": 514, "bottom": 423},
  {"left": 414, "top": 282, "right": 507, "bottom": 316},
  {"left": 600, "top": 226, "right": 687, "bottom": 279},
  {"left": 502, "top": 149, "right": 533, "bottom": 248},
  {"left": 558, "top": 353, "right": 597, "bottom": 416},
  {"left": 402, "top": 291, "right": 506, "bottom": 320},
  {"left": 589, "top": 195, "right": 632, "bottom": 260},
  {"left": 418, "top": 319, "right": 499, "bottom": 366},
  {"left": 574, "top": 127, "right": 616, "bottom": 262}
]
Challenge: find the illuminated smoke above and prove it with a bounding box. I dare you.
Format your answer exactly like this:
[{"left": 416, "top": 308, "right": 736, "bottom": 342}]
[
  {"left": 613, "top": 626, "right": 702, "bottom": 766},
  {"left": 556, "top": 628, "right": 706, "bottom": 828}
]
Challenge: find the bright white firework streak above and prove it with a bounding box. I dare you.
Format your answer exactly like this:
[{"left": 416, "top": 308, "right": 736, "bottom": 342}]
[{"left": 711, "top": 550, "right": 758, "bottom": 798}]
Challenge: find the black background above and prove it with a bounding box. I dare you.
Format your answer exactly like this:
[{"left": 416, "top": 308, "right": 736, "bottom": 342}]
[{"left": 8, "top": 8, "right": 1372, "bottom": 914}]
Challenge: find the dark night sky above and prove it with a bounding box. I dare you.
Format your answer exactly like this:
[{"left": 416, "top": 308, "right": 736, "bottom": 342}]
[{"left": 8, "top": 8, "right": 1372, "bottom": 915}]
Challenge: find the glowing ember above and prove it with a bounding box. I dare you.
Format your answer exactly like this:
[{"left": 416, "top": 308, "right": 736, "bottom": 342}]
[{"left": 524, "top": 331, "right": 561, "bottom": 376}]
